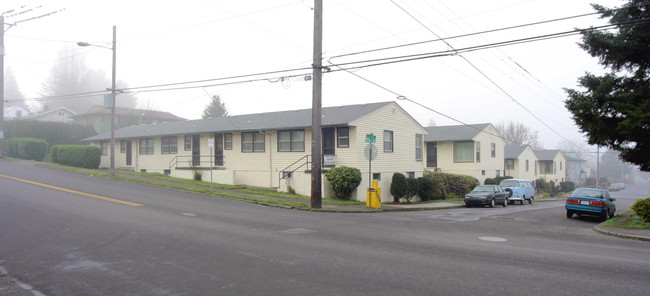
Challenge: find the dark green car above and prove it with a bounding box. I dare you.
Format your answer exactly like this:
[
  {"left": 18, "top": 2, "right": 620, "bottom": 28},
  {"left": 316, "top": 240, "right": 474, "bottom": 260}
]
[{"left": 465, "top": 185, "right": 508, "bottom": 208}]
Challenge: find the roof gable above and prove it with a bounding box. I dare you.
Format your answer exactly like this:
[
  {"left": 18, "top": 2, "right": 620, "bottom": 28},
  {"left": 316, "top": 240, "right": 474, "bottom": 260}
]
[
  {"left": 534, "top": 149, "right": 561, "bottom": 161},
  {"left": 424, "top": 123, "right": 492, "bottom": 142},
  {"left": 504, "top": 145, "right": 528, "bottom": 159}
]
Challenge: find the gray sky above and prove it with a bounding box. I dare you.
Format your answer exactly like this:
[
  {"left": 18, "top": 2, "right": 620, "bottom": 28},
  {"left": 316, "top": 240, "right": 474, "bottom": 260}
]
[{"left": 2, "top": 0, "right": 623, "bottom": 150}]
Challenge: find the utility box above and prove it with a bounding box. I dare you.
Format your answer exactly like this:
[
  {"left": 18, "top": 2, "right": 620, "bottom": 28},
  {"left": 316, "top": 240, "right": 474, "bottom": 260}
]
[{"left": 366, "top": 180, "right": 381, "bottom": 209}]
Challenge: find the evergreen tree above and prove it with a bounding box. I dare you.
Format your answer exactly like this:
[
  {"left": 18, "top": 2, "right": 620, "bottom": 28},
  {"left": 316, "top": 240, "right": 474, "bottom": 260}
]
[
  {"left": 202, "top": 95, "right": 229, "bottom": 118},
  {"left": 564, "top": 0, "right": 650, "bottom": 171}
]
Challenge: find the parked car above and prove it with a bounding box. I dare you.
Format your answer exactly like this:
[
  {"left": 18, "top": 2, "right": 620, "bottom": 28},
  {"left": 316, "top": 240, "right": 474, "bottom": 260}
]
[
  {"left": 565, "top": 188, "right": 616, "bottom": 221},
  {"left": 465, "top": 185, "right": 509, "bottom": 208},
  {"left": 608, "top": 183, "right": 621, "bottom": 191},
  {"left": 499, "top": 179, "right": 535, "bottom": 205}
]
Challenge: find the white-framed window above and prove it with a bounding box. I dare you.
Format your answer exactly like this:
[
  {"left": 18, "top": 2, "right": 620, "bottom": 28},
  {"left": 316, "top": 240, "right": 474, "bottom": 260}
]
[
  {"left": 224, "top": 133, "right": 233, "bottom": 150},
  {"left": 184, "top": 135, "right": 192, "bottom": 151},
  {"left": 415, "top": 134, "right": 423, "bottom": 161},
  {"left": 476, "top": 141, "right": 481, "bottom": 163},
  {"left": 506, "top": 159, "right": 515, "bottom": 170},
  {"left": 383, "top": 130, "right": 393, "bottom": 152},
  {"left": 454, "top": 141, "right": 474, "bottom": 162},
  {"left": 491, "top": 143, "right": 496, "bottom": 157}
]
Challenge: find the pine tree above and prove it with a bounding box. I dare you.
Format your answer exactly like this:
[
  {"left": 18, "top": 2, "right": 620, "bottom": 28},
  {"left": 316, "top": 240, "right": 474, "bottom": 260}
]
[
  {"left": 202, "top": 95, "right": 229, "bottom": 118},
  {"left": 564, "top": 0, "right": 650, "bottom": 171}
]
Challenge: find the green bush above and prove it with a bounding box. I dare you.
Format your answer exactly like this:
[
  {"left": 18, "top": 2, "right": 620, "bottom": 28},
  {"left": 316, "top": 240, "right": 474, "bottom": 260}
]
[
  {"left": 535, "top": 178, "right": 549, "bottom": 193},
  {"left": 495, "top": 176, "right": 513, "bottom": 184},
  {"left": 50, "top": 145, "right": 60, "bottom": 163},
  {"left": 631, "top": 198, "right": 650, "bottom": 222},
  {"left": 417, "top": 177, "right": 434, "bottom": 201},
  {"left": 560, "top": 181, "right": 576, "bottom": 192},
  {"left": 390, "top": 173, "right": 408, "bottom": 202},
  {"left": 423, "top": 172, "right": 479, "bottom": 200},
  {"left": 484, "top": 178, "right": 497, "bottom": 185},
  {"left": 53, "top": 145, "right": 101, "bottom": 169},
  {"left": 5, "top": 120, "right": 96, "bottom": 146},
  {"left": 429, "top": 173, "right": 449, "bottom": 200},
  {"left": 5, "top": 138, "right": 48, "bottom": 161},
  {"left": 324, "top": 166, "right": 362, "bottom": 200},
  {"left": 406, "top": 178, "right": 420, "bottom": 203}
]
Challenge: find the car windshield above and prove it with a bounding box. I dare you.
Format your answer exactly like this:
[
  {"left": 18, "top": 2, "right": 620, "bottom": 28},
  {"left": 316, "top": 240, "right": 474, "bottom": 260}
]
[
  {"left": 572, "top": 188, "right": 604, "bottom": 199},
  {"left": 499, "top": 180, "right": 519, "bottom": 187},
  {"left": 471, "top": 186, "right": 493, "bottom": 192}
]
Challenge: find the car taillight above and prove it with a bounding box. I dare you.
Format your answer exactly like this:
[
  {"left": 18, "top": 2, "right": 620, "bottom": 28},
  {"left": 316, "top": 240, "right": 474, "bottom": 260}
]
[
  {"left": 590, "top": 201, "right": 606, "bottom": 207},
  {"left": 566, "top": 198, "right": 580, "bottom": 204}
]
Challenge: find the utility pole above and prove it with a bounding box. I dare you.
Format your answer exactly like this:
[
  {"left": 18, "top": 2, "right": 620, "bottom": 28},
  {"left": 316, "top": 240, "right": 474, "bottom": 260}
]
[
  {"left": 1, "top": 16, "right": 5, "bottom": 158},
  {"left": 310, "top": 0, "right": 323, "bottom": 209}
]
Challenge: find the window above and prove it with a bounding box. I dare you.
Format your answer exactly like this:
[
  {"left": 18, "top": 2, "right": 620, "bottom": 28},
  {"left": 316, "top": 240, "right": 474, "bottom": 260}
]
[
  {"left": 337, "top": 127, "right": 349, "bottom": 148},
  {"left": 373, "top": 173, "right": 381, "bottom": 181},
  {"left": 543, "top": 162, "right": 553, "bottom": 174},
  {"left": 101, "top": 141, "right": 108, "bottom": 156},
  {"left": 415, "top": 134, "right": 423, "bottom": 161},
  {"left": 476, "top": 141, "right": 481, "bottom": 163},
  {"left": 560, "top": 161, "right": 563, "bottom": 171},
  {"left": 526, "top": 160, "right": 529, "bottom": 172},
  {"left": 535, "top": 162, "right": 538, "bottom": 176},
  {"left": 491, "top": 143, "right": 496, "bottom": 157},
  {"left": 407, "top": 172, "right": 415, "bottom": 179},
  {"left": 482, "top": 170, "right": 486, "bottom": 176},
  {"left": 384, "top": 130, "right": 393, "bottom": 152},
  {"left": 161, "top": 137, "right": 178, "bottom": 154},
  {"left": 496, "top": 170, "right": 501, "bottom": 177},
  {"left": 224, "top": 133, "right": 232, "bottom": 150},
  {"left": 506, "top": 159, "right": 514, "bottom": 170},
  {"left": 139, "top": 138, "right": 154, "bottom": 155},
  {"left": 242, "top": 132, "right": 265, "bottom": 152},
  {"left": 184, "top": 135, "right": 192, "bottom": 151},
  {"left": 281, "top": 172, "right": 293, "bottom": 179},
  {"left": 278, "top": 130, "right": 305, "bottom": 152},
  {"left": 120, "top": 140, "right": 127, "bottom": 153},
  {"left": 454, "top": 141, "right": 474, "bottom": 162},
  {"left": 58, "top": 111, "right": 66, "bottom": 117}
]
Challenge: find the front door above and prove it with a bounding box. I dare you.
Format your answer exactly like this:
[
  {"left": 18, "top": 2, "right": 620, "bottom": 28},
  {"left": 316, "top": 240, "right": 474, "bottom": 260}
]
[
  {"left": 192, "top": 135, "right": 200, "bottom": 166},
  {"left": 322, "top": 128, "right": 335, "bottom": 167},
  {"left": 427, "top": 142, "right": 437, "bottom": 167},
  {"left": 214, "top": 133, "right": 224, "bottom": 166},
  {"left": 125, "top": 140, "right": 132, "bottom": 166}
]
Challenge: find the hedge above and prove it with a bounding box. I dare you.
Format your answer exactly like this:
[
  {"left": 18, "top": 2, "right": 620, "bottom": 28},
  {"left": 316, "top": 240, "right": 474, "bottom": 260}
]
[
  {"left": 5, "top": 120, "right": 96, "bottom": 146},
  {"left": 421, "top": 172, "right": 480, "bottom": 200},
  {"left": 324, "top": 166, "right": 362, "bottom": 200},
  {"left": 5, "top": 138, "right": 48, "bottom": 161},
  {"left": 631, "top": 198, "right": 650, "bottom": 223},
  {"left": 51, "top": 145, "right": 101, "bottom": 169}
]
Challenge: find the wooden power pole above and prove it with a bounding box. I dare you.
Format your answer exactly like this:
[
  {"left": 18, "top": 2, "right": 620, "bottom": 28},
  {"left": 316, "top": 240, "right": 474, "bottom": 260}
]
[{"left": 311, "top": 0, "right": 323, "bottom": 208}]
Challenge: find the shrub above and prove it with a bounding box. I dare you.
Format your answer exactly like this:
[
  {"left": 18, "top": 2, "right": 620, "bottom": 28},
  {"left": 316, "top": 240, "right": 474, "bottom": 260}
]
[
  {"left": 5, "top": 120, "right": 96, "bottom": 147},
  {"left": 631, "top": 198, "right": 650, "bottom": 223},
  {"left": 5, "top": 137, "right": 48, "bottom": 161},
  {"left": 495, "top": 176, "right": 513, "bottom": 184},
  {"left": 53, "top": 145, "right": 101, "bottom": 169},
  {"left": 484, "top": 178, "right": 497, "bottom": 185},
  {"left": 429, "top": 173, "right": 448, "bottom": 200},
  {"left": 417, "top": 177, "right": 434, "bottom": 201},
  {"left": 423, "top": 172, "right": 479, "bottom": 200},
  {"left": 406, "top": 178, "right": 420, "bottom": 203},
  {"left": 390, "top": 173, "right": 408, "bottom": 203},
  {"left": 50, "top": 145, "right": 60, "bottom": 163},
  {"left": 535, "top": 178, "right": 549, "bottom": 193},
  {"left": 324, "top": 166, "right": 362, "bottom": 200},
  {"left": 560, "top": 181, "right": 576, "bottom": 192}
]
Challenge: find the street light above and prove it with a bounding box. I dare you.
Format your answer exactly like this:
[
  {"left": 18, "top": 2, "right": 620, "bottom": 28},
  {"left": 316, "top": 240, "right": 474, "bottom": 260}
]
[{"left": 78, "top": 26, "right": 117, "bottom": 175}]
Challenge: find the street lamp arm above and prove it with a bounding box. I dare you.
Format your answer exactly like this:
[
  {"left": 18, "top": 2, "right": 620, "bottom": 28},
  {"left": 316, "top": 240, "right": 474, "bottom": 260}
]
[{"left": 76, "top": 41, "right": 112, "bottom": 50}]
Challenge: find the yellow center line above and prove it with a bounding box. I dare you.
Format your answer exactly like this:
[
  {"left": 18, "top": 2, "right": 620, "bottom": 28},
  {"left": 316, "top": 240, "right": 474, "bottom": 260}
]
[{"left": 0, "top": 173, "right": 143, "bottom": 207}]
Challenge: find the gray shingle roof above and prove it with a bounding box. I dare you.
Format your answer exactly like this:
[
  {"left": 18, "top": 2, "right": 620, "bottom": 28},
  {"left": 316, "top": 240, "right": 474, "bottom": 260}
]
[
  {"left": 424, "top": 123, "right": 491, "bottom": 142},
  {"left": 534, "top": 149, "right": 561, "bottom": 161},
  {"left": 505, "top": 145, "right": 528, "bottom": 159},
  {"left": 84, "top": 101, "right": 394, "bottom": 141}
]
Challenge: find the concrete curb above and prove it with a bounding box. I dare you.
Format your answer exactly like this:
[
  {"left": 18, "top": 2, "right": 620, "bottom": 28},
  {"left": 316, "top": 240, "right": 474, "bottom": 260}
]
[{"left": 593, "top": 225, "right": 650, "bottom": 242}]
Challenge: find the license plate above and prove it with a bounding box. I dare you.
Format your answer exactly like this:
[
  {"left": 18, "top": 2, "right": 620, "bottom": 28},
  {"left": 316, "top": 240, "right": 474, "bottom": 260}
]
[{"left": 581, "top": 200, "right": 590, "bottom": 205}]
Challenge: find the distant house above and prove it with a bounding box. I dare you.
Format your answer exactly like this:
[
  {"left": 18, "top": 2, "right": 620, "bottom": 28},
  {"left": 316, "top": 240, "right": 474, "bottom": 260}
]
[
  {"left": 4, "top": 105, "right": 30, "bottom": 119},
  {"left": 564, "top": 153, "right": 588, "bottom": 185},
  {"left": 29, "top": 107, "right": 77, "bottom": 123},
  {"left": 73, "top": 105, "right": 186, "bottom": 133},
  {"left": 504, "top": 145, "right": 538, "bottom": 181},
  {"left": 83, "top": 101, "right": 427, "bottom": 202},
  {"left": 534, "top": 149, "right": 567, "bottom": 184},
  {"left": 424, "top": 123, "right": 505, "bottom": 184}
]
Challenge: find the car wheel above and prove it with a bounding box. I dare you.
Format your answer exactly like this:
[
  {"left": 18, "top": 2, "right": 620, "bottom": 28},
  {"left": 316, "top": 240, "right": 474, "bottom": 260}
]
[
  {"left": 503, "top": 198, "right": 508, "bottom": 207},
  {"left": 489, "top": 198, "right": 495, "bottom": 208},
  {"left": 566, "top": 211, "right": 573, "bottom": 218},
  {"left": 528, "top": 197, "right": 533, "bottom": 204},
  {"left": 601, "top": 209, "right": 610, "bottom": 222},
  {"left": 520, "top": 199, "right": 524, "bottom": 205},
  {"left": 466, "top": 204, "right": 471, "bottom": 208}
]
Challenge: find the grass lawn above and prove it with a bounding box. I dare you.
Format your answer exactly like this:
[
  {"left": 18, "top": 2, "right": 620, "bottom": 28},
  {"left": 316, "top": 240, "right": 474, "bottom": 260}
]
[{"left": 601, "top": 210, "right": 650, "bottom": 229}]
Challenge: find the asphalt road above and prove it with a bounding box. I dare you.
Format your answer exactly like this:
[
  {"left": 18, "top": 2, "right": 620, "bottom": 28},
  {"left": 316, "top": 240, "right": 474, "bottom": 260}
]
[{"left": 1, "top": 161, "right": 648, "bottom": 296}]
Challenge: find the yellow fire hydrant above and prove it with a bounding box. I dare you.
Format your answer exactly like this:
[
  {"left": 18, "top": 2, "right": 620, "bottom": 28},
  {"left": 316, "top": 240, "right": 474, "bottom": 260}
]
[{"left": 366, "top": 180, "right": 381, "bottom": 209}]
